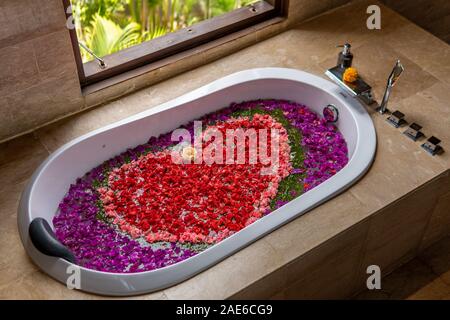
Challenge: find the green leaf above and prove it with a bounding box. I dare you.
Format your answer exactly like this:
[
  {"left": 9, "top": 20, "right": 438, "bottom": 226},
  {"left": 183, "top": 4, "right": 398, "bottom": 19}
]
[{"left": 84, "top": 14, "right": 140, "bottom": 58}]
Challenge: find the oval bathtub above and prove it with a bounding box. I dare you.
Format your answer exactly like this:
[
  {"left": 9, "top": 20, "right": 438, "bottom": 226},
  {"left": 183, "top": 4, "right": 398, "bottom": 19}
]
[{"left": 18, "top": 68, "right": 376, "bottom": 296}]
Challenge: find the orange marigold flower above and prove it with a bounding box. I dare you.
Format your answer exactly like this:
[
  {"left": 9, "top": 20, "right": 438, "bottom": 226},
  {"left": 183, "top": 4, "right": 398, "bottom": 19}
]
[{"left": 343, "top": 67, "right": 358, "bottom": 83}]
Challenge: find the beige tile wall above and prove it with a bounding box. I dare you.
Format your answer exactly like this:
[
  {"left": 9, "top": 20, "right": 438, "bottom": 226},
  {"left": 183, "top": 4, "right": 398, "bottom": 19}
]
[
  {"left": 0, "top": 0, "right": 83, "bottom": 142},
  {"left": 420, "top": 173, "right": 450, "bottom": 250},
  {"left": 231, "top": 172, "right": 450, "bottom": 299},
  {"left": 0, "top": 0, "right": 352, "bottom": 143}
]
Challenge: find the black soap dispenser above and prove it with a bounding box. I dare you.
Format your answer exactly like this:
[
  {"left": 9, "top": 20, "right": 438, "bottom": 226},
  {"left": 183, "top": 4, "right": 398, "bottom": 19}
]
[{"left": 337, "top": 43, "right": 353, "bottom": 69}]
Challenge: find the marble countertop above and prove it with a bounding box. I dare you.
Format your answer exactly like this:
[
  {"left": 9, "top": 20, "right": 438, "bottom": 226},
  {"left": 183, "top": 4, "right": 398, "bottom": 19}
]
[{"left": 0, "top": 0, "right": 449, "bottom": 299}]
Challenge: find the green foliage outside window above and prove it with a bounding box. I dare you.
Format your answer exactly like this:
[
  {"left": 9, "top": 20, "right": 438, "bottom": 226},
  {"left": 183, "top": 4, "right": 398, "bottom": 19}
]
[{"left": 72, "top": 0, "right": 258, "bottom": 62}]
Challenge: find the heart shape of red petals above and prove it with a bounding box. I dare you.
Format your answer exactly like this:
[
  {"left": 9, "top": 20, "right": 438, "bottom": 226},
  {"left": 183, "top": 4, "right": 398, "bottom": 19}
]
[{"left": 98, "top": 115, "right": 292, "bottom": 244}]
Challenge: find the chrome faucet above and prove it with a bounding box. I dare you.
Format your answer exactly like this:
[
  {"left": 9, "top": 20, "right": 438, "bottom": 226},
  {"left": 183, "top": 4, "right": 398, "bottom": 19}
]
[{"left": 377, "top": 60, "right": 404, "bottom": 114}]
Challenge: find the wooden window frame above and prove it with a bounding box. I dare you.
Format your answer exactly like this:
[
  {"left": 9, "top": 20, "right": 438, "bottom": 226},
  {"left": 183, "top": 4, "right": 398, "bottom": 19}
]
[{"left": 63, "top": 0, "right": 288, "bottom": 87}]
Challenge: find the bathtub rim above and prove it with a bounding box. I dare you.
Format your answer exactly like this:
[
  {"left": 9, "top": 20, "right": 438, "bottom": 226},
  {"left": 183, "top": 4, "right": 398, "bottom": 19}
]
[{"left": 18, "top": 67, "right": 376, "bottom": 296}]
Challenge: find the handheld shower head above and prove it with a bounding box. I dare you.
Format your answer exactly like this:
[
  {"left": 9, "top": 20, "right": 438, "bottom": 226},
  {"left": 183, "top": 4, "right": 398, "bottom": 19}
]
[
  {"left": 378, "top": 60, "right": 405, "bottom": 114},
  {"left": 387, "top": 60, "right": 404, "bottom": 87}
]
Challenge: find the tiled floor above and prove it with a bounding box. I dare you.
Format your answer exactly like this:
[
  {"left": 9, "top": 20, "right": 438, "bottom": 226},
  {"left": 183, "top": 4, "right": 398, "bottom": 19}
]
[{"left": 355, "top": 235, "right": 450, "bottom": 300}]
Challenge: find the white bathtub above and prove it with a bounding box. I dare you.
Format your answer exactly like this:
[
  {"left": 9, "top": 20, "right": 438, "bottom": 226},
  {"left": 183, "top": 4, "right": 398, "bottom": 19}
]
[{"left": 18, "top": 68, "right": 376, "bottom": 296}]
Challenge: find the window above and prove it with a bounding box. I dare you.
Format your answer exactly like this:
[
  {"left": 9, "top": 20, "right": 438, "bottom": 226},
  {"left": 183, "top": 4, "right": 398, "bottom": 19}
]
[{"left": 63, "top": 0, "right": 288, "bottom": 87}]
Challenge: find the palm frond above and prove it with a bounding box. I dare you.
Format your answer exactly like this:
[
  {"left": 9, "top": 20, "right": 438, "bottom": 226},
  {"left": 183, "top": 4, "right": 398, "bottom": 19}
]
[{"left": 84, "top": 13, "right": 140, "bottom": 58}]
